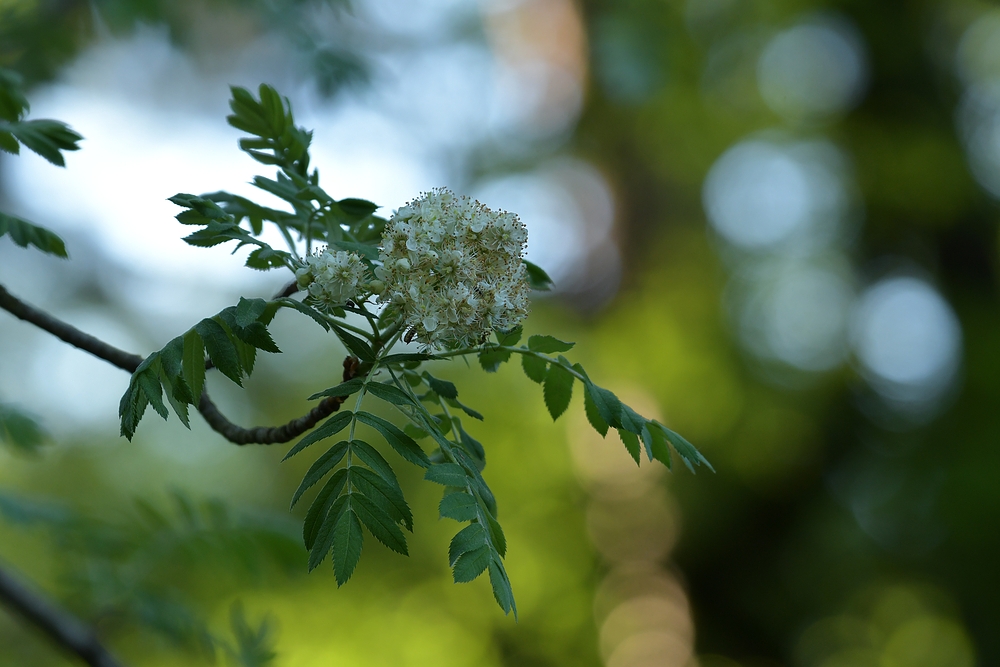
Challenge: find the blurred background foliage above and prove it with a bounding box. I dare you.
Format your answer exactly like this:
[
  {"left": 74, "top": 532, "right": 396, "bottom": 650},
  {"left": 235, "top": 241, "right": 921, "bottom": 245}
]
[{"left": 1, "top": 0, "right": 999, "bottom": 666}]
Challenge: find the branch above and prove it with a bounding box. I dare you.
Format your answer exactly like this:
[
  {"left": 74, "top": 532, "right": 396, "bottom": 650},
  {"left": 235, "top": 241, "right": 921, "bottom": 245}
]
[
  {"left": 0, "top": 559, "right": 126, "bottom": 667},
  {"left": 0, "top": 283, "right": 358, "bottom": 445}
]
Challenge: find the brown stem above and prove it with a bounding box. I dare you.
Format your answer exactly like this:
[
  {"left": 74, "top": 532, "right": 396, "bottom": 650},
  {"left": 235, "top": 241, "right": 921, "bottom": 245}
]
[
  {"left": 0, "top": 559, "right": 126, "bottom": 667},
  {"left": 0, "top": 283, "right": 358, "bottom": 445}
]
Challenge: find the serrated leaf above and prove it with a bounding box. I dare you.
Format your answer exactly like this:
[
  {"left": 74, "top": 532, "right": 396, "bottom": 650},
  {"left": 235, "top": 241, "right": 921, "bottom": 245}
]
[
  {"left": 235, "top": 297, "right": 268, "bottom": 328},
  {"left": 488, "top": 559, "right": 517, "bottom": 617},
  {"left": 332, "top": 325, "right": 374, "bottom": 362},
  {"left": 456, "top": 423, "right": 486, "bottom": 467},
  {"left": 310, "top": 494, "right": 348, "bottom": 571},
  {"left": 302, "top": 469, "right": 348, "bottom": 549},
  {"left": 283, "top": 411, "right": 353, "bottom": 460},
  {"left": 543, "top": 362, "right": 573, "bottom": 420},
  {"left": 195, "top": 318, "right": 243, "bottom": 386},
  {"left": 446, "top": 397, "right": 483, "bottom": 421},
  {"left": 618, "top": 428, "right": 641, "bottom": 466},
  {"left": 449, "top": 523, "right": 488, "bottom": 566},
  {"left": 583, "top": 382, "right": 609, "bottom": 437},
  {"left": 619, "top": 403, "right": 647, "bottom": 436},
  {"left": 350, "top": 466, "right": 411, "bottom": 530},
  {"left": 527, "top": 335, "right": 574, "bottom": 354},
  {"left": 403, "top": 424, "right": 429, "bottom": 440},
  {"left": 478, "top": 347, "right": 511, "bottom": 373},
  {"left": 483, "top": 510, "right": 507, "bottom": 558},
  {"left": 381, "top": 353, "right": 443, "bottom": 365},
  {"left": 422, "top": 372, "right": 457, "bottom": 399},
  {"left": 7, "top": 119, "right": 82, "bottom": 166},
  {"left": 355, "top": 412, "right": 430, "bottom": 468},
  {"left": 0, "top": 213, "right": 68, "bottom": 257},
  {"left": 331, "top": 504, "right": 364, "bottom": 585},
  {"left": 496, "top": 326, "right": 522, "bottom": 346},
  {"left": 655, "top": 422, "right": 714, "bottom": 473},
  {"left": 585, "top": 382, "right": 623, "bottom": 429},
  {"left": 424, "top": 463, "right": 468, "bottom": 487},
  {"left": 648, "top": 422, "right": 672, "bottom": 470},
  {"left": 245, "top": 246, "right": 290, "bottom": 270},
  {"left": 439, "top": 492, "right": 478, "bottom": 522},
  {"left": 330, "top": 240, "right": 379, "bottom": 259},
  {"left": 290, "top": 441, "right": 349, "bottom": 508},
  {"left": 352, "top": 493, "right": 407, "bottom": 555},
  {"left": 138, "top": 364, "right": 168, "bottom": 421},
  {"left": 181, "top": 330, "right": 206, "bottom": 402},
  {"left": 521, "top": 354, "right": 548, "bottom": 384},
  {"left": 365, "top": 381, "right": 419, "bottom": 409},
  {"left": 522, "top": 259, "right": 552, "bottom": 291},
  {"left": 348, "top": 440, "right": 398, "bottom": 485},
  {"left": 276, "top": 298, "right": 330, "bottom": 331},
  {"left": 452, "top": 544, "right": 491, "bottom": 583},
  {"left": 307, "top": 377, "right": 364, "bottom": 400}
]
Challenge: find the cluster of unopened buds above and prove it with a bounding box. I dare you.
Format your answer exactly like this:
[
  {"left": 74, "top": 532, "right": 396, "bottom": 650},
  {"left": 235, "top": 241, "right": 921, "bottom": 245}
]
[{"left": 294, "top": 188, "right": 530, "bottom": 350}]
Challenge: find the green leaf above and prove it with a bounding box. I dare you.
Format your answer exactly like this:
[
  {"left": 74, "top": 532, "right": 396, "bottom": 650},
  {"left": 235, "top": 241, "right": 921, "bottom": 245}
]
[
  {"left": 365, "top": 381, "right": 419, "bottom": 409},
  {"left": 452, "top": 544, "right": 491, "bottom": 583},
  {"left": 350, "top": 466, "right": 412, "bottom": 531},
  {"left": 447, "top": 398, "right": 484, "bottom": 421},
  {"left": 276, "top": 298, "right": 331, "bottom": 331},
  {"left": 647, "top": 423, "right": 672, "bottom": 470},
  {"left": 310, "top": 495, "right": 348, "bottom": 571},
  {"left": 348, "top": 440, "right": 399, "bottom": 485},
  {"left": 527, "top": 335, "right": 574, "bottom": 354},
  {"left": 330, "top": 240, "right": 379, "bottom": 259},
  {"left": 381, "top": 353, "right": 444, "bottom": 365},
  {"left": 137, "top": 363, "right": 169, "bottom": 421},
  {"left": 422, "top": 372, "right": 457, "bottom": 399},
  {"left": 6, "top": 118, "right": 82, "bottom": 166},
  {"left": 583, "top": 382, "right": 609, "bottom": 437},
  {"left": 302, "top": 469, "right": 348, "bottom": 549},
  {"left": 543, "top": 362, "right": 573, "bottom": 420},
  {"left": 0, "top": 403, "right": 45, "bottom": 453},
  {"left": 337, "top": 198, "right": 379, "bottom": 219},
  {"left": 331, "top": 504, "right": 364, "bottom": 585},
  {"left": 496, "top": 326, "right": 522, "bottom": 346},
  {"left": 331, "top": 325, "right": 375, "bottom": 362},
  {"left": 308, "top": 377, "right": 364, "bottom": 400},
  {"left": 0, "top": 213, "right": 68, "bottom": 257},
  {"left": 456, "top": 422, "right": 486, "bottom": 467},
  {"left": 235, "top": 297, "right": 268, "bottom": 328},
  {"left": 478, "top": 346, "right": 511, "bottom": 373},
  {"left": 654, "top": 421, "right": 714, "bottom": 472},
  {"left": 181, "top": 330, "right": 206, "bottom": 402},
  {"left": 118, "top": 378, "right": 148, "bottom": 440},
  {"left": 523, "top": 259, "right": 553, "bottom": 291},
  {"left": 355, "top": 412, "right": 430, "bottom": 468},
  {"left": 245, "top": 246, "right": 291, "bottom": 270},
  {"left": 585, "top": 382, "right": 623, "bottom": 430},
  {"left": 618, "top": 428, "right": 641, "bottom": 466},
  {"left": 424, "top": 463, "right": 468, "bottom": 487},
  {"left": 403, "top": 424, "right": 429, "bottom": 440},
  {"left": 0, "top": 69, "right": 29, "bottom": 122},
  {"left": 521, "top": 354, "right": 548, "bottom": 384},
  {"left": 439, "top": 492, "right": 478, "bottom": 522},
  {"left": 283, "top": 411, "right": 353, "bottom": 460},
  {"left": 619, "top": 403, "right": 647, "bottom": 436},
  {"left": 488, "top": 559, "right": 517, "bottom": 617},
  {"left": 195, "top": 318, "right": 243, "bottom": 386},
  {"left": 484, "top": 510, "right": 507, "bottom": 558},
  {"left": 290, "top": 441, "right": 349, "bottom": 508},
  {"left": 449, "top": 523, "right": 488, "bottom": 566},
  {"left": 352, "top": 493, "right": 408, "bottom": 555}
]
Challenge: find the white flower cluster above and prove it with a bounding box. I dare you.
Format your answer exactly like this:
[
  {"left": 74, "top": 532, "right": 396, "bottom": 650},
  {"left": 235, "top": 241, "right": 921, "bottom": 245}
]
[
  {"left": 295, "top": 248, "right": 369, "bottom": 309},
  {"left": 376, "top": 188, "right": 530, "bottom": 349}
]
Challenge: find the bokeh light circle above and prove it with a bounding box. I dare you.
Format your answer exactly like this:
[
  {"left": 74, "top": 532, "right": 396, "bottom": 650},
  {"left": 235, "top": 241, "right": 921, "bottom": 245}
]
[
  {"left": 851, "top": 277, "right": 962, "bottom": 406},
  {"left": 757, "top": 18, "right": 868, "bottom": 120}
]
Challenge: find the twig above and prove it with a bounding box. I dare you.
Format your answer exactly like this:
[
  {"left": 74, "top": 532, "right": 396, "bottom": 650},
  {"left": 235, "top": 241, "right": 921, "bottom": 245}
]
[
  {"left": 0, "top": 283, "right": 358, "bottom": 445},
  {"left": 0, "top": 559, "right": 126, "bottom": 667}
]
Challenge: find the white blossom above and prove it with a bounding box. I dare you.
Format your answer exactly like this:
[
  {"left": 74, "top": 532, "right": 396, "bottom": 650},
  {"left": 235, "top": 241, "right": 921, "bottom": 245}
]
[
  {"left": 295, "top": 248, "right": 369, "bottom": 308},
  {"left": 376, "top": 188, "right": 529, "bottom": 349}
]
